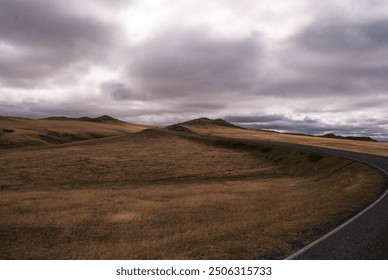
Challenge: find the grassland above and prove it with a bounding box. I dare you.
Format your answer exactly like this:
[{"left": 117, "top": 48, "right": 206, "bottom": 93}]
[
  {"left": 182, "top": 124, "right": 388, "bottom": 157},
  {"left": 0, "top": 118, "right": 384, "bottom": 259}
]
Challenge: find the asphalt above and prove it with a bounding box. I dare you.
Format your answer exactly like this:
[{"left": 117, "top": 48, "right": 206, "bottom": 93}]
[{"left": 249, "top": 139, "right": 388, "bottom": 260}]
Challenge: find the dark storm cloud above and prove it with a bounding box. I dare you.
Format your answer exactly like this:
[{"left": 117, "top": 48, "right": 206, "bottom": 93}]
[
  {"left": 225, "top": 115, "right": 287, "bottom": 123},
  {"left": 295, "top": 18, "right": 388, "bottom": 53},
  {"left": 224, "top": 114, "right": 323, "bottom": 134},
  {"left": 230, "top": 115, "right": 321, "bottom": 133},
  {"left": 361, "top": 20, "right": 388, "bottom": 45},
  {"left": 226, "top": 114, "right": 320, "bottom": 134},
  {"left": 0, "top": 0, "right": 110, "bottom": 48},
  {"left": 181, "top": 103, "right": 226, "bottom": 110},
  {"left": 100, "top": 82, "right": 135, "bottom": 100},
  {"left": 258, "top": 16, "right": 388, "bottom": 99},
  {"left": 128, "top": 29, "right": 261, "bottom": 98},
  {"left": 0, "top": 0, "right": 121, "bottom": 87}
]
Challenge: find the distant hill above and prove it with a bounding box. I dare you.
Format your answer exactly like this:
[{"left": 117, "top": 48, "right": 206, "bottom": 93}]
[
  {"left": 0, "top": 115, "right": 148, "bottom": 149},
  {"left": 46, "top": 115, "right": 124, "bottom": 123},
  {"left": 169, "top": 117, "right": 243, "bottom": 129},
  {"left": 320, "top": 133, "right": 377, "bottom": 142},
  {"left": 165, "top": 124, "right": 195, "bottom": 134}
]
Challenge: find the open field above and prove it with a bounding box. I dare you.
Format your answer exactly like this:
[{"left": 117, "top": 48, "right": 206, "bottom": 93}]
[
  {"left": 0, "top": 119, "right": 384, "bottom": 259},
  {"left": 182, "top": 123, "right": 388, "bottom": 157}
]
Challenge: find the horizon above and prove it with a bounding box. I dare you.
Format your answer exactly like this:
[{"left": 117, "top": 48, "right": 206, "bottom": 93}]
[
  {"left": 1, "top": 1, "right": 388, "bottom": 140},
  {"left": 2, "top": 113, "right": 387, "bottom": 141}
]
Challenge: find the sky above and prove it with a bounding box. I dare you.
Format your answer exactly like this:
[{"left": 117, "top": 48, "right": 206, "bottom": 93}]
[{"left": 1, "top": 0, "right": 388, "bottom": 139}]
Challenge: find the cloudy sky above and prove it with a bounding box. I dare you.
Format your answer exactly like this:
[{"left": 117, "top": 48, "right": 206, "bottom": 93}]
[{"left": 1, "top": 0, "right": 388, "bottom": 139}]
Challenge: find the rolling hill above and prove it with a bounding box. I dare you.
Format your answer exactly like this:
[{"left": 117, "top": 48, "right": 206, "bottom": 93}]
[{"left": 0, "top": 115, "right": 149, "bottom": 149}]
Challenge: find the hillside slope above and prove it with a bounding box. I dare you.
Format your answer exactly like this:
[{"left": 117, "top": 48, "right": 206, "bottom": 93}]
[
  {"left": 177, "top": 119, "right": 388, "bottom": 157},
  {"left": 0, "top": 116, "right": 149, "bottom": 149}
]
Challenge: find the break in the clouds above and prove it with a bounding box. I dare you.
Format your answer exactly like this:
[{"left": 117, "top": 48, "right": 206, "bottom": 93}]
[{"left": 1, "top": 0, "right": 388, "bottom": 139}]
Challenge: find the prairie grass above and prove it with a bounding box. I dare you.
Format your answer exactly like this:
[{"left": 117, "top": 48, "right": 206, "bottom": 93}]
[{"left": 0, "top": 130, "right": 383, "bottom": 259}]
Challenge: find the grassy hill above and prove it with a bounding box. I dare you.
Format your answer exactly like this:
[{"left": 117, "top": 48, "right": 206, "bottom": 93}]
[
  {"left": 172, "top": 118, "right": 388, "bottom": 157},
  {"left": 0, "top": 115, "right": 149, "bottom": 149}
]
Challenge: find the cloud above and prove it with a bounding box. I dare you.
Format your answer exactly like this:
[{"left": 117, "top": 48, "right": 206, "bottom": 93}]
[
  {"left": 225, "top": 115, "right": 287, "bottom": 123},
  {"left": 255, "top": 15, "right": 388, "bottom": 100},
  {"left": 100, "top": 82, "right": 135, "bottom": 100},
  {"left": 225, "top": 114, "right": 320, "bottom": 133},
  {"left": 293, "top": 17, "right": 388, "bottom": 53},
  {"left": 127, "top": 29, "right": 262, "bottom": 98},
  {"left": 0, "top": 0, "right": 123, "bottom": 87}
]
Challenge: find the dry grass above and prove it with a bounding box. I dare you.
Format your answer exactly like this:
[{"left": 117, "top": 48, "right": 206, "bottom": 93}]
[
  {"left": 0, "top": 129, "right": 383, "bottom": 259},
  {"left": 0, "top": 116, "right": 149, "bottom": 149},
  {"left": 186, "top": 125, "right": 388, "bottom": 157}
]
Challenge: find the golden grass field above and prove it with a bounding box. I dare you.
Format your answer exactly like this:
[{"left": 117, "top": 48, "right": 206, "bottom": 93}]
[
  {"left": 185, "top": 124, "right": 388, "bottom": 157},
  {"left": 0, "top": 117, "right": 385, "bottom": 259}
]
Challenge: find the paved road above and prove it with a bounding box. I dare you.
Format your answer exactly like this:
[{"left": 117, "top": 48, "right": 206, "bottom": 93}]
[{"left": 249, "top": 140, "right": 388, "bottom": 260}]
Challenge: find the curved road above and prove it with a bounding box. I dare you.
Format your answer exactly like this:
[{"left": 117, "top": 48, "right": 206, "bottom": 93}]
[
  {"left": 175, "top": 130, "right": 388, "bottom": 259},
  {"left": 250, "top": 139, "right": 388, "bottom": 260}
]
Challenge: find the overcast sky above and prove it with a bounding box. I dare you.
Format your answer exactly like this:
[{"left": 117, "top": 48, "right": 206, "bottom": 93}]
[{"left": 1, "top": 0, "right": 388, "bottom": 139}]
